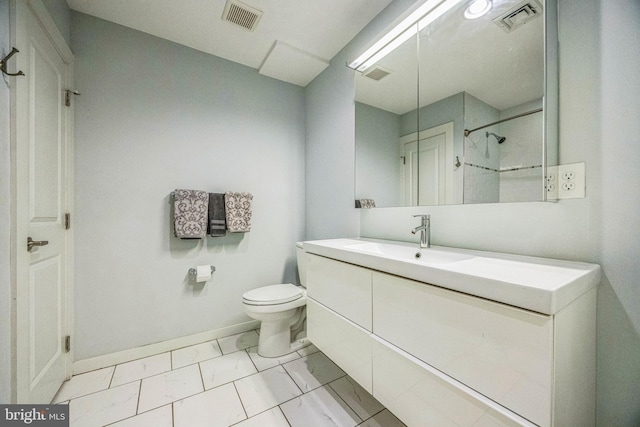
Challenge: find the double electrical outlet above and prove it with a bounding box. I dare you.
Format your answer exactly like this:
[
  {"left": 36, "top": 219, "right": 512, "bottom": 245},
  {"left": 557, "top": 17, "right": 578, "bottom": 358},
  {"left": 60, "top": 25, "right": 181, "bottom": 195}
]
[{"left": 546, "top": 162, "right": 586, "bottom": 200}]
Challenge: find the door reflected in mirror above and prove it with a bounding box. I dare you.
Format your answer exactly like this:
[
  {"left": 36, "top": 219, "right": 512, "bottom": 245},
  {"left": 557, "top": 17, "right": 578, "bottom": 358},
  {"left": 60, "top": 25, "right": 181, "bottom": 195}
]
[{"left": 355, "top": 0, "right": 553, "bottom": 207}]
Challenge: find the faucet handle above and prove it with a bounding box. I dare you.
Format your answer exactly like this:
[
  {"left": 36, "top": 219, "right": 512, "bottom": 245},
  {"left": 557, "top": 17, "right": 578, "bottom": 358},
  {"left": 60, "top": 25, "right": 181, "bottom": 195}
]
[{"left": 413, "top": 214, "right": 430, "bottom": 219}]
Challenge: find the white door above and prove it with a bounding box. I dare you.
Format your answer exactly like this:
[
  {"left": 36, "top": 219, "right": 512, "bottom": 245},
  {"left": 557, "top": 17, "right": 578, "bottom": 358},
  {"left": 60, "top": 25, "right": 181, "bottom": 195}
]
[
  {"left": 403, "top": 140, "right": 419, "bottom": 206},
  {"left": 14, "top": 0, "right": 74, "bottom": 403},
  {"left": 402, "top": 122, "right": 454, "bottom": 205},
  {"left": 417, "top": 132, "right": 445, "bottom": 205}
]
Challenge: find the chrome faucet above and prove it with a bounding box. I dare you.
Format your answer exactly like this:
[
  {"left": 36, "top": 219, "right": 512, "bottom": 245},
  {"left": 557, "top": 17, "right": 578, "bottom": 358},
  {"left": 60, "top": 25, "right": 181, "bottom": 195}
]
[{"left": 411, "top": 215, "right": 431, "bottom": 248}]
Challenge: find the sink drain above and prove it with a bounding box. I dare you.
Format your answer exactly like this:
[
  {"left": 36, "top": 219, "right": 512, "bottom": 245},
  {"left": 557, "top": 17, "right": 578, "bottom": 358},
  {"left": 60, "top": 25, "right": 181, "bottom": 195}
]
[{"left": 415, "top": 252, "right": 422, "bottom": 259}]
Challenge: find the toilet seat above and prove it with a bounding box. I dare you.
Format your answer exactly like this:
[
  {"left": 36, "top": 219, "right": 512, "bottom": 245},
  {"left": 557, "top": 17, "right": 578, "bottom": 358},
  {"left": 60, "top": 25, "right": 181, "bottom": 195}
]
[{"left": 242, "top": 284, "right": 303, "bottom": 306}]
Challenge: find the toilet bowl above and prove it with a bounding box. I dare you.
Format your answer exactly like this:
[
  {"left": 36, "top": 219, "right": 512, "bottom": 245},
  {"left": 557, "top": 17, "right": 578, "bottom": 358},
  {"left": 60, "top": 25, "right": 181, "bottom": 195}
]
[{"left": 242, "top": 243, "right": 309, "bottom": 357}]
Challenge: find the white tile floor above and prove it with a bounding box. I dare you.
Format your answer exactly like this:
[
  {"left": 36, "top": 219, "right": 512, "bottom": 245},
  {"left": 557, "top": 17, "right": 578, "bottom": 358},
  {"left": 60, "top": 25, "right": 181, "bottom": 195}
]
[{"left": 52, "top": 330, "right": 406, "bottom": 427}]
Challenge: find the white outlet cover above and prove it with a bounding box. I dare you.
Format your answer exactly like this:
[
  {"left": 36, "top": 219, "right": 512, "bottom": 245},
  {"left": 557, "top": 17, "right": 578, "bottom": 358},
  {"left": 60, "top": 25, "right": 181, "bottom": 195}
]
[
  {"left": 546, "top": 165, "right": 559, "bottom": 200},
  {"left": 557, "top": 162, "right": 586, "bottom": 199}
]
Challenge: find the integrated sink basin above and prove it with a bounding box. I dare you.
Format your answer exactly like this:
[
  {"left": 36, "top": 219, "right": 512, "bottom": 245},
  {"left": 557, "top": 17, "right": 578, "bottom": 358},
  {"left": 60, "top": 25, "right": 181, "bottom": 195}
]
[
  {"left": 304, "top": 238, "right": 601, "bottom": 315},
  {"left": 344, "top": 242, "right": 474, "bottom": 265}
]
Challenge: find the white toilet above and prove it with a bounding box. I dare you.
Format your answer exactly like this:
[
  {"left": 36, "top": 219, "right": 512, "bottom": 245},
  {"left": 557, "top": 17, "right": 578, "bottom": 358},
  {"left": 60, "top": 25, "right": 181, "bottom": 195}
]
[{"left": 242, "top": 242, "right": 309, "bottom": 357}]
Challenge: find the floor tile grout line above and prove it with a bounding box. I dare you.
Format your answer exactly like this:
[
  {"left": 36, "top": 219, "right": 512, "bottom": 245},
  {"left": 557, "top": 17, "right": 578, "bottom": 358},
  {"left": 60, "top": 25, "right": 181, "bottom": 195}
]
[
  {"left": 360, "top": 408, "right": 388, "bottom": 424},
  {"left": 326, "top": 376, "right": 366, "bottom": 423},
  {"left": 227, "top": 351, "right": 320, "bottom": 423},
  {"left": 137, "top": 367, "right": 213, "bottom": 414},
  {"left": 167, "top": 348, "right": 226, "bottom": 371},
  {"left": 281, "top": 363, "right": 305, "bottom": 395},
  {"left": 276, "top": 406, "right": 294, "bottom": 427},
  {"left": 67, "top": 336, "right": 390, "bottom": 426},
  {"left": 199, "top": 352, "right": 266, "bottom": 391},
  {"left": 109, "top": 353, "right": 174, "bottom": 389},
  {"left": 231, "top": 381, "right": 249, "bottom": 423},
  {"left": 60, "top": 332, "right": 263, "bottom": 420},
  {"left": 101, "top": 404, "right": 173, "bottom": 427},
  {"left": 139, "top": 388, "right": 207, "bottom": 415},
  {"left": 244, "top": 348, "right": 260, "bottom": 373},
  {"left": 70, "top": 348, "right": 390, "bottom": 427},
  {"left": 107, "top": 337, "right": 255, "bottom": 389},
  {"left": 197, "top": 361, "right": 206, "bottom": 392},
  {"left": 116, "top": 361, "right": 198, "bottom": 386},
  {"left": 107, "top": 365, "right": 116, "bottom": 389},
  {"left": 63, "top": 377, "right": 142, "bottom": 407},
  {"left": 246, "top": 347, "right": 303, "bottom": 372},
  {"left": 138, "top": 364, "right": 257, "bottom": 417},
  {"left": 277, "top": 386, "right": 369, "bottom": 427},
  {"left": 52, "top": 366, "right": 116, "bottom": 403},
  {"left": 88, "top": 333, "right": 256, "bottom": 388},
  {"left": 135, "top": 379, "right": 142, "bottom": 415},
  {"left": 270, "top": 374, "right": 354, "bottom": 422}
]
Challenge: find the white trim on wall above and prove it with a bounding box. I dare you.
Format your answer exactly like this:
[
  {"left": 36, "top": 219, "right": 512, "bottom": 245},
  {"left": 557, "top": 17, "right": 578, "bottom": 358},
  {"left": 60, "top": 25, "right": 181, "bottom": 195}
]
[
  {"left": 26, "top": 0, "right": 72, "bottom": 64},
  {"left": 72, "top": 320, "right": 260, "bottom": 375}
]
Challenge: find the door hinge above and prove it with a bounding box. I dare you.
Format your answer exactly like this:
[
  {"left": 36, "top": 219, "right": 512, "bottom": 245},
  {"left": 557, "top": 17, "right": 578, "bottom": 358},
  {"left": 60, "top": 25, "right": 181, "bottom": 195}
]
[
  {"left": 65, "top": 212, "right": 70, "bottom": 230},
  {"left": 65, "top": 336, "right": 71, "bottom": 353},
  {"left": 64, "top": 89, "right": 80, "bottom": 107}
]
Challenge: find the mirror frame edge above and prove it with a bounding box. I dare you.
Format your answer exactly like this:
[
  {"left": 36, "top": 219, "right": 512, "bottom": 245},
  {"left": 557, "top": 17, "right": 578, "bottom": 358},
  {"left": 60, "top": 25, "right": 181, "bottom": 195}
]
[{"left": 544, "top": 0, "right": 560, "bottom": 202}]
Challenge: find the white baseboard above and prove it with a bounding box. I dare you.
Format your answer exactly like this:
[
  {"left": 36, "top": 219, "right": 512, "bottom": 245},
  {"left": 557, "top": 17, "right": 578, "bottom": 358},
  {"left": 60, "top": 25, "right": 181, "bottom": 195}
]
[{"left": 72, "top": 320, "right": 260, "bottom": 375}]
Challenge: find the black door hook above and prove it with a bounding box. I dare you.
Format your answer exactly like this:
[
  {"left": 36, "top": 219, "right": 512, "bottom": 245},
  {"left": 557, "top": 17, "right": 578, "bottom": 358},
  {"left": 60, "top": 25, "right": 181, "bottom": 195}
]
[{"left": 1, "top": 47, "right": 25, "bottom": 77}]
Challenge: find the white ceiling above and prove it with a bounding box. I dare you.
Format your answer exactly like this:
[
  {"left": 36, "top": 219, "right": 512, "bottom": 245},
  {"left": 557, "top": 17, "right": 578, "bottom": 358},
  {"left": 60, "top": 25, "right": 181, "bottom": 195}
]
[{"left": 66, "top": 0, "right": 394, "bottom": 87}]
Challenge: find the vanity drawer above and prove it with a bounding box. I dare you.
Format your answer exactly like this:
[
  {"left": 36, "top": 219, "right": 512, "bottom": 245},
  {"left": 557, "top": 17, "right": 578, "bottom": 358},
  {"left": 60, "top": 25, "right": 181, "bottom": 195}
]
[
  {"left": 373, "top": 272, "right": 553, "bottom": 427},
  {"left": 306, "top": 254, "right": 372, "bottom": 330},
  {"left": 372, "top": 336, "right": 533, "bottom": 427},
  {"left": 307, "top": 298, "right": 373, "bottom": 392}
]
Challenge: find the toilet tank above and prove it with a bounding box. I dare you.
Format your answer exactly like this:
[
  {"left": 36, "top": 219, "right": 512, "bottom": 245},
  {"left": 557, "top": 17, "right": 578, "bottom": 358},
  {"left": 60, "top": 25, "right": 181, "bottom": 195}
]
[{"left": 296, "top": 242, "right": 306, "bottom": 287}]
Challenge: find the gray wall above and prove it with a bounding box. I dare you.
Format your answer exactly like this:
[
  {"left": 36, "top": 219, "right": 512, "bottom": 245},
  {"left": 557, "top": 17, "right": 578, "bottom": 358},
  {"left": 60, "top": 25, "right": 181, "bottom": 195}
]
[
  {"left": 0, "top": 0, "right": 13, "bottom": 404},
  {"left": 305, "top": 0, "right": 640, "bottom": 424},
  {"left": 72, "top": 12, "right": 306, "bottom": 360},
  {"left": 597, "top": 0, "right": 640, "bottom": 424},
  {"left": 42, "top": 0, "right": 70, "bottom": 47},
  {"left": 355, "top": 102, "right": 402, "bottom": 207},
  {"left": 399, "top": 91, "right": 464, "bottom": 138},
  {"left": 305, "top": 0, "right": 417, "bottom": 240}
]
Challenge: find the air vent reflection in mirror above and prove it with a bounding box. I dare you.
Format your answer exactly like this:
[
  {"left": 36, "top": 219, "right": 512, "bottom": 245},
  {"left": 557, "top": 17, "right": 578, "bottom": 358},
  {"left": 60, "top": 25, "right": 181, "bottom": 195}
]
[
  {"left": 493, "top": 0, "right": 543, "bottom": 33},
  {"left": 363, "top": 65, "right": 392, "bottom": 81}
]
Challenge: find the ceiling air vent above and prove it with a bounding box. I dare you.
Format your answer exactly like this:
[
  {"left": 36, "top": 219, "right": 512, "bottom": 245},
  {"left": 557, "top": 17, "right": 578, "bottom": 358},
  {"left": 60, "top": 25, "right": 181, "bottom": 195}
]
[
  {"left": 493, "top": 0, "right": 543, "bottom": 33},
  {"left": 222, "top": 0, "right": 263, "bottom": 32},
  {"left": 363, "top": 66, "right": 392, "bottom": 81}
]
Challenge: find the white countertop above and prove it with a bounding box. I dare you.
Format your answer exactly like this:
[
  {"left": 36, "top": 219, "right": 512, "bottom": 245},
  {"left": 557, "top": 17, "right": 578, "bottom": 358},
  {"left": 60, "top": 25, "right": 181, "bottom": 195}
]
[{"left": 303, "top": 238, "right": 601, "bottom": 315}]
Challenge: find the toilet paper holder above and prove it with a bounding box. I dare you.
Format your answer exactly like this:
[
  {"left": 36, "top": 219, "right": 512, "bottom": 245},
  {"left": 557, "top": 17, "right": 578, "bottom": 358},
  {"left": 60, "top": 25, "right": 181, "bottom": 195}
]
[{"left": 188, "top": 266, "right": 216, "bottom": 276}]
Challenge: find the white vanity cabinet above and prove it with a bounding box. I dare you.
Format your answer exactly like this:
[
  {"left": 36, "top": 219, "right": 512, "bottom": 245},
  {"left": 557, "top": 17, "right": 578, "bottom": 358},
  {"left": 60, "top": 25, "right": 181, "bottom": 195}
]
[
  {"left": 307, "top": 299, "right": 374, "bottom": 392},
  {"left": 305, "top": 252, "right": 597, "bottom": 427},
  {"left": 306, "top": 252, "right": 372, "bottom": 330}
]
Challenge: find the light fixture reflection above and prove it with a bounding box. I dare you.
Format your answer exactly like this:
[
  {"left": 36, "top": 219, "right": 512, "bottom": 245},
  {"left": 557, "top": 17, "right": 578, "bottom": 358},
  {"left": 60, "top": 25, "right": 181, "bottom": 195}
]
[
  {"left": 463, "top": 0, "right": 492, "bottom": 20},
  {"left": 348, "top": 0, "right": 463, "bottom": 72}
]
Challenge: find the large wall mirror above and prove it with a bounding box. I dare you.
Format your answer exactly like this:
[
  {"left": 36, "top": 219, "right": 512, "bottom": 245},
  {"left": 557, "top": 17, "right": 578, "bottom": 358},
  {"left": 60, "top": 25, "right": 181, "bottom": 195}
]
[{"left": 354, "top": 0, "right": 558, "bottom": 207}]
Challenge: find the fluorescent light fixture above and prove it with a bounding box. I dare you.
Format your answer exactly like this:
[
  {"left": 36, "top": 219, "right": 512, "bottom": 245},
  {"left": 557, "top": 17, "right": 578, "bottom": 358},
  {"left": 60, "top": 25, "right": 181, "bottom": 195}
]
[
  {"left": 419, "top": 0, "right": 464, "bottom": 30},
  {"left": 464, "top": 0, "right": 492, "bottom": 19},
  {"left": 348, "top": 0, "right": 463, "bottom": 72}
]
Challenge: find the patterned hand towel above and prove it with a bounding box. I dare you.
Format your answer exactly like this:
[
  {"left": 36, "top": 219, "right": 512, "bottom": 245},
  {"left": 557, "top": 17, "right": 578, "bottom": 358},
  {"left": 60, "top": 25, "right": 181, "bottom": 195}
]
[
  {"left": 356, "top": 199, "right": 376, "bottom": 209},
  {"left": 224, "top": 192, "right": 253, "bottom": 233},
  {"left": 208, "top": 193, "right": 227, "bottom": 237},
  {"left": 173, "top": 189, "right": 208, "bottom": 238}
]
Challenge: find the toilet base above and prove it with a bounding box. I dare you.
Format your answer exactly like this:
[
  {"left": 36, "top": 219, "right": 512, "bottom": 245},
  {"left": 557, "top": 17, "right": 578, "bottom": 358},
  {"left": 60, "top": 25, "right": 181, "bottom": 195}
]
[{"left": 257, "top": 318, "right": 311, "bottom": 358}]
